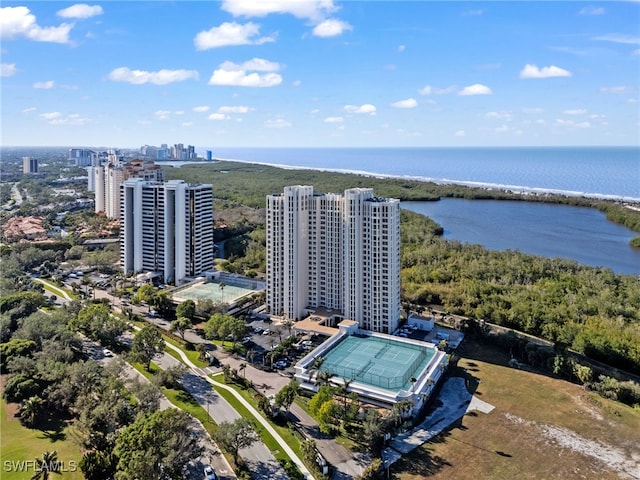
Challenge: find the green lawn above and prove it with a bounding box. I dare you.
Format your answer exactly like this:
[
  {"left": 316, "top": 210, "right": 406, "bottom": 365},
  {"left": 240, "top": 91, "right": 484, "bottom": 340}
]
[
  {"left": 33, "top": 278, "right": 77, "bottom": 301},
  {"left": 162, "top": 335, "right": 209, "bottom": 368},
  {"left": 1, "top": 399, "right": 84, "bottom": 480},
  {"left": 390, "top": 339, "right": 640, "bottom": 480}
]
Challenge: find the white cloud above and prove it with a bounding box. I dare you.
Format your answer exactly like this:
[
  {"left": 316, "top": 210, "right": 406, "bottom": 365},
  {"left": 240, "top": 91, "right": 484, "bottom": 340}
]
[
  {"left": 192, "top": 106, "right": 210, "bottom": 112},
  {"left": 154, "top": 110, "right": 171, "bottom": 120},
  {"left": 48, "top": 113, "right": 91, "bottom": 126},
  {"left": 495, "top": 125, "right": 510, "bottom": 133},
  {"left": 108, "top": 67, "right": 199, "bottom": 85},
  {"left": 182, "top": 122, "right": 194, "bottom": 127},
  {"left": 1, "top": 6, "right": 73, "bottom": 44},
  {"left": 459, "top": 84, "right": 492, "bottom": 95},
  {"left": 578, "top": 6, "right": 605, "bottom": 15},
  {"left": 138, "top": 120, "right": 152, "bottom": 125},
  {"left": 57, "top": 4, "right": 104, "bottom": 19},
  {"left": 292, "top": 80, "right": 302, "bottom": 87},
  {"left": 217, "top": 105, "right": 253, "bottom": 113},
  {"left": 344, "top": 104, "right": 376, "bottom": 115},
  {"left": 1, "top": 63, "right": 16, "bottom": 77},
  {"left": 462, "top": 9, "right": 484, "bottom": 16},
  {"left": 312, "top": 19, "right": 352, "bottom": 37},
  {"left": 40, "top": 112, "right": 62, "bottom": 120},
  {"left": 600, "top": 86, "right": 633, "bottom": 94},
  {"left": 194, "top": 22, "right": 275, "bottom": 50},
  {"left": 208, "top": 59, "right": 282, "bottom": 87},
  {"left": 523, "top": 107, "right": 544, "bottom": 114},
  {"left": 627, "top": 98, "right": 639, "bottom": 104},
  {"left": 633, "top": 49, "right": 640, "bottom": 56},
  {"left": 391, "top": 98, "right": 418, "bottom": 108},
  {"left": 174, "top": 110, "right": 185, "bottom": 115},
  {"left": 554, "top": 118, "right": 591, "bottom": 128},
  {"left": 34, "top": 80, "right": 55, "bottom": 89},
  {"left": 563, "top": 109, "right": 587, "bottom": 115},
  {"left": 265, "top": 118, "right": 292, "bottom": 128},
  {"left": 486, "top": 111, "right": 512, "bottom": 120},
  {"left": 419, "top": 84, "right": 456, "bottom": 95},
  {"left": 455, "top": 130, "right": 466, "bottom": 137},
  {"left": 520, "top": 64, "right": 572, "bottom": 79},
  {"left": 221, "top": 0, "right": 337, "bottom": 22},
  {"left": 240, "top": 58, "right": 281, "bottom": 71},
  {"left": 22, "top": 107, "right": 36, "bottom": 113},
  {"left": 208, "top": 113, "right": 229, "bottom": 121},
  {"left": 324, "top": 116, "right": 344, "bottom": 123},
  {"left": 594, "top": 33, "right": 640, "bottom": 45},
  {"left": 398, "top": 45, "right": 406, "bottom": 53}
]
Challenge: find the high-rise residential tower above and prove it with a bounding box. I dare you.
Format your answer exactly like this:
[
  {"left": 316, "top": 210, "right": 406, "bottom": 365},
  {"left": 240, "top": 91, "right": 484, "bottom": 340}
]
[
  {"left": 94, "top": 159, "right": 164, "bottom": 218},
  {"left": 120, "top": 179, "right": 214, "bottom": 285},
  {"left": 266, "top": 186, "right": 401, "bottom": 333},
  {"left": 22, "top": 156, "right": 38, "bottom": 174}
]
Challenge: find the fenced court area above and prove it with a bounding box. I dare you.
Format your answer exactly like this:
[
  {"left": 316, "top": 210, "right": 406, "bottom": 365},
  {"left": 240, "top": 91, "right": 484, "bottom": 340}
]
[
  {"left": 173, "top": 280, "right": 257, "bottom": 304},
  {"left": 322, "top": 334, "right": 436, "bottom": 392}
]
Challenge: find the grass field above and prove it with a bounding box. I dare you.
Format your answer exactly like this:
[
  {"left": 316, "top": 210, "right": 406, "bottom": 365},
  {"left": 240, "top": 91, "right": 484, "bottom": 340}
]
[
  {"left": 390, "top": 339, "right": 640, "bottom": 480},
  {"left": 1, "top": 398, "right": 84, "bottom": 480}
]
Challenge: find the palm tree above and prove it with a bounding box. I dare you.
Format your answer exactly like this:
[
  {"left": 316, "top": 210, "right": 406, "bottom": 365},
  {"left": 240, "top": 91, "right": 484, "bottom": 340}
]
[
  {"left": 308, "top": 356, "right": 325, "bottom": 383},
  {"left": 20, "top": 396, "right": 42, "bottom": 427},
  {"left": 246, "top": 348, "right": 255, "bottom": 364},
  {"left": 316, "top": 370, "right": 335, "bottom": 386},
  {"left": 239, "top": 362, "right": 247, "bottom": 378},
  {"left": 31, "top": 451, "right": 60, "bottom": 480},
  {"left": 218, "top": 282, "right": 225, "bottom": 304},
  {"left": 335, "top": 378, "right": 354, "bottom": 416}
]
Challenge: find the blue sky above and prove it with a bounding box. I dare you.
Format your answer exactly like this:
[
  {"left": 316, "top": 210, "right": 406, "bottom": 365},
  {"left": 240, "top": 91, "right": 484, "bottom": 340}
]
[{"left": 1, "top": 1, "right": 639, "bottom": 148}]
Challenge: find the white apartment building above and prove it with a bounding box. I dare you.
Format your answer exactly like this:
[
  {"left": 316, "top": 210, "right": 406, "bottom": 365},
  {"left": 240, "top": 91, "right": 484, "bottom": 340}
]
[
  {"left": 120, "top": 179, "right": 214, "bottom": 285},
  {"left": 93, "top": 160, "right": 164, "bottom": 219},
  {"left": 266, "top": 186, "right": 401, "bottom": 334}
]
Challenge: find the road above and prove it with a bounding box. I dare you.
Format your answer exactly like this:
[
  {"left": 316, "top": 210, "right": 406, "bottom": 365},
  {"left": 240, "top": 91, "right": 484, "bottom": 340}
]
[
  {"left": 151, "top": 346, "right": 289, "bottom": 480},
  {"left": 81, "top": 336, "right": 236, "bottom": 480},
  {"left": 92, "top": 284, "right": 361, "bottom": 479}
]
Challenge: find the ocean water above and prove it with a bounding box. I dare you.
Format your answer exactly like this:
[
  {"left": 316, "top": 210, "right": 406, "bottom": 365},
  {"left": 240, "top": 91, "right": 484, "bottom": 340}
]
[
  {"left": 206, "top": 146, "right": 640, "bottom": 201},
  {"left": 191, "top": 146, "right": 640, "bottom": 274}
]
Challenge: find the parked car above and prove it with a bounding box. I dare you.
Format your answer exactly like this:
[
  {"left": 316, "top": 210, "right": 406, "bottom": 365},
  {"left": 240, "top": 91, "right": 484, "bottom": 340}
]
[
  {"left": 103, "top": 349, "right": 113, "bottom": 357},
  {"left": 204, "top": 465, "right": 217, "bottom": 480}
]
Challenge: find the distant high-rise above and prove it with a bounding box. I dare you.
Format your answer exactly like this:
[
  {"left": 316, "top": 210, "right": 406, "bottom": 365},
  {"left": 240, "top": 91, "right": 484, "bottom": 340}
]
[
  {"left": 206, "top": 150, "right": 213, "bottom": 161},
  {"left": 266, "top": 186, "right": 401, "bottom": 333},
  {"left": 69, "top": 148, "right": 95, "bottom": 167},
  {"left": 120, "top": 179, "right": 214, "bottom": 285},
  {"left": 22, "top": 157, "right": 38, "bottom": 174},
  {"left": 93, "top": 160, "right": 164, "bottom": 219}
]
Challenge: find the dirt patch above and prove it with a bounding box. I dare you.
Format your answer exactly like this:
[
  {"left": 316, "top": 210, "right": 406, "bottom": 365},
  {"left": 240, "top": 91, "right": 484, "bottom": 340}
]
[{"left": 503, "top": 413, "right": 640, "bottom": 480}]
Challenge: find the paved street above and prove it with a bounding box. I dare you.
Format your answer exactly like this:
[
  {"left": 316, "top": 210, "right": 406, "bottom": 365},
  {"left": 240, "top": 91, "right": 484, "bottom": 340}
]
[
  {"left": 88, "top": 285, "right": 363, "bottom": 479},
  {"left": 152, "top": 350, "right": 289, "bottom": 480},
  {"left": 81, "top": 336, "right": 236, "bottom": 480}
]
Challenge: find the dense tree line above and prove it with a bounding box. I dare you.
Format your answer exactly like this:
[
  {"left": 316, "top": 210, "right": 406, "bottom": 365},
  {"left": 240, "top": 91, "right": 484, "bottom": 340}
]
[
  {"left": 162, "top": 160, "right": 640, "bottom": 238},
  {"left": 400, "top": 210, "right": 640, "bottom": 374},
  {"left": 165, "top": 161, "right": 640, "bottom": 373}
]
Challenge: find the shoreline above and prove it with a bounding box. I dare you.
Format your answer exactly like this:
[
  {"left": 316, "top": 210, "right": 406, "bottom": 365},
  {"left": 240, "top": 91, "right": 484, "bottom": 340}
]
[{"left": 157, "top": 157, "right": 640, "bottom": 204}]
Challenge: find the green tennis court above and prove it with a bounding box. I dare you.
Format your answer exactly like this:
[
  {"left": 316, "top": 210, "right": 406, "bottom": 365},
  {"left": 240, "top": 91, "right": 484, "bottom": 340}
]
[
  {"left": 321, "top": 334, "right": 436, "bottom": 392},
  {"left": 174, "top": 280, "right": 256, "bottom": 304}
]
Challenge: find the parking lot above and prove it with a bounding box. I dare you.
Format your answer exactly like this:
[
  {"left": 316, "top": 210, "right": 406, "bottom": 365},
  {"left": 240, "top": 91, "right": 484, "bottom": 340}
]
[{"left": 239, "top": 317, "right": 328, "bottom": 372}]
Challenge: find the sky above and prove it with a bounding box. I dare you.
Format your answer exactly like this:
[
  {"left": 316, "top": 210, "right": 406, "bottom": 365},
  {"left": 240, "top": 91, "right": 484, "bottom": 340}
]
[{"left": 1, "top": 0, "right": 639, "bottom": 148}]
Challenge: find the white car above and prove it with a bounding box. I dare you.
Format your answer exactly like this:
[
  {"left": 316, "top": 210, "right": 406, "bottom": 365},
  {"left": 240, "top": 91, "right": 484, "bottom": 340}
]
[
  {"left": 204, "top": 465, "right": 217, "bottom": 480},
  {"left": 103, "top": 348, "right": 113, "bottom": 357}
]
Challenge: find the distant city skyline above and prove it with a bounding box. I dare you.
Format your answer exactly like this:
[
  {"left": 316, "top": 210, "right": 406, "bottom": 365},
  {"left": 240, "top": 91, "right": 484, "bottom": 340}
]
[{"left": 1, "top": 1, "right": 639, "bottom": 147}]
